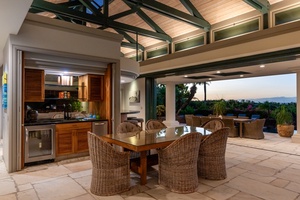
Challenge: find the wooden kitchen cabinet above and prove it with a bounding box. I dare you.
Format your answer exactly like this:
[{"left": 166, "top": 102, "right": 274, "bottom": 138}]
[
  {"left": 24, "top": 69, "right": 45, "bottom": 102},
  {"left": 56, "top": 122, "right": 91, "bottom": 156},
  {"left": 78, "top": 74, "right": 104, "bottom": 101}
]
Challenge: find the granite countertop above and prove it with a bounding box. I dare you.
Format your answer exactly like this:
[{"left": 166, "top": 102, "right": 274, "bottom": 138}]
[{"left": 24, "top": 118, "right": 108, "bottom": 126}]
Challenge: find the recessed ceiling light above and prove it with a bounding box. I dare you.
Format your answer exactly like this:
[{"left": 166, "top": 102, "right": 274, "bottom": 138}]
[
  {"left": 260, "top": 64, "right": 265, "bottom": 68},
  {"left": 184, "top": 75, "right": 188, "bottom": 78},
  {"left": 209, "top": 78, "right": 212, "bottom": 81},
  {"left": 240, "top": 75, "right": 244, "bottom": 77},
  {"left": 217, "top": 71, "right": 221, "bottom": 74}
]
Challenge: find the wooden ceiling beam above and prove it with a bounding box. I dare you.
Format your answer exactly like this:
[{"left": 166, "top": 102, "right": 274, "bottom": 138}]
[
  {"left": 180, "top": 0, "right": 204, "bottom": 19},
  {"left": 243, "top": 0, "right": 270, "bottom": 14},
  {"left": 125, "top": 0, "right": 211, "bottom": 31},
  {"left": 31, "top": 0, "right": 172, "bottom": 42},
  {"left": 117, "top": 30, "right": 145, "bottom": 51}
]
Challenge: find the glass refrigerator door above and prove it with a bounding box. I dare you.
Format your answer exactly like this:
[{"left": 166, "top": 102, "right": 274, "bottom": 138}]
[{"left": 28, "top": 129, "right": 52, "bottom": 158}]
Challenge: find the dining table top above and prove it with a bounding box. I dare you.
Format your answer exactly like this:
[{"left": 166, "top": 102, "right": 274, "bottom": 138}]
[{"left": 100, "top": 126, "right": 212, "bottom": 152}]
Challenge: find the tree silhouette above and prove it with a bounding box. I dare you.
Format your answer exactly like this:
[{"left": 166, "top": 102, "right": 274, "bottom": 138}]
[{"left": 176, "top": 83, "right": 198, "bottom": 116}]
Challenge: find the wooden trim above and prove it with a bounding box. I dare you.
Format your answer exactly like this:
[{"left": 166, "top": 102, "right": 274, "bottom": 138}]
[{"left": 104, "top": 64, "right": 112, "bottom": 134}]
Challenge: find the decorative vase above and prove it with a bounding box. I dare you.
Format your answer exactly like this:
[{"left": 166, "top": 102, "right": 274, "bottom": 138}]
[{"left": 277, "top": 124, "right": 294, "bottom": 137}]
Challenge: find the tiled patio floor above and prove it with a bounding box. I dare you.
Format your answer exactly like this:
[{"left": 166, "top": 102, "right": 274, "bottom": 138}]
[{"left": 1, "top": 133, "right": 300, "bottom": 200}]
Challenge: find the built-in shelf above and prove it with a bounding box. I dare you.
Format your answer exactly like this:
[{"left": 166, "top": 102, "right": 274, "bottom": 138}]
[
  {"left": 45, "top": 84, "right": 78, "bottom": 92},
  {"left": 44, "top": 98, "right": 77, "bottom": 100}
]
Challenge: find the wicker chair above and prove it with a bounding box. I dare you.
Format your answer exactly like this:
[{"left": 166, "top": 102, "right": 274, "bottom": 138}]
[
  {"left": 157, "top": 132, "right": 202, "bottom": 193},
  {"left": 202, "top": 119, "right": 224, "bottom": 132},
  {"left": 198, "top": 127, "right": 229, "bottom": 180},
  {"left": 242, "top": 119, "right": 266, "bottom": 139},
  {"left": 199, "top": 116, "right": 211, "bottom": 125},
  {"left": 145, "top": 119, "right": 167, "bottom": 130},
  {"left": 116, "top": 122, "right": 142, "bottom": 133},
  {"left": 221, "top": 118, "right": 239, "bottom": 137},
  {"left": 192, "top": 116, "right": 202, "bottom": 127},
  {"left": 116, "top": 122, "right": 142, "bottom": 158},
  {"left": 185, "top": 114, "right": 193, "bottom": 126},
  {"left": 88, "top": 132, "right": 130, "bottom": 196}
]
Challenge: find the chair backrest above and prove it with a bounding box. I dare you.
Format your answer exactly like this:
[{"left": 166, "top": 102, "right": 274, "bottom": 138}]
[
  {"left": 116, "top": 122, "right": 142, "bottom": 133},
  {"left": 200, "top": 116, "right": 211, "bottom": 125},
  {"left": 248, "top": 118, "right": 265, "bottom": 126},
  {"left": 145, "top": 119, "right": 167, "bottom": 130},
  {"left": 221, "top": 118, "right": 238, "bottom": 137},
  {"left": 192, "top": 116, "right": 202, "bottom": 127},
  {"left": 159, "top": 132, "right": 202, "bottom": 161},
  {"left": 87, "top": 131, "right": 130, "bottom": 195},
  {"left": 88, "top": 131, "right": 130, "bottom": 167},
  {"left": 202, "top": 119, "right": 224, "bottom": 132},
  {"left": 221, "top": 118, "right": 235, "bottom": 129},
  {"left": 243, "top": 119, "right": 266, "bottom": 139},
  {"left": 199, "top": 127, "right": 229, "bottom": 156},
  {"left": 185, "top": 114, "right": 194, "bottom": 126}
]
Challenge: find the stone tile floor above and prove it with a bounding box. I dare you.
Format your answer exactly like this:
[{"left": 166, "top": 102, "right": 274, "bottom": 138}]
[{"left": 0, "top": 133, "right": 300, "bottom": 200}]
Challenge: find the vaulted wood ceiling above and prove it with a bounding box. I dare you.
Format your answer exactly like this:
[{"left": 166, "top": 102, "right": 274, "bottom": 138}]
[{"left": 29, "top": 0, "right": 282, "bottom": 56}]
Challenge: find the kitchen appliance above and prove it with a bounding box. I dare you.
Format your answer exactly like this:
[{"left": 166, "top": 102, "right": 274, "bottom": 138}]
[
  {"left": 24, "top": 124, "right": 56, "bottom": 164},
  {"left": 26, "top": 109, "right": 38, "bottom": 122},
  {"left": 92, "top": 121, "right": 108, "bottom": 136}
]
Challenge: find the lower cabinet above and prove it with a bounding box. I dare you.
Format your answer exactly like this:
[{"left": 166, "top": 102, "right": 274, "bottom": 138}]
[{"left": 56, "top": 122, "right": 91, "bottom": 156}]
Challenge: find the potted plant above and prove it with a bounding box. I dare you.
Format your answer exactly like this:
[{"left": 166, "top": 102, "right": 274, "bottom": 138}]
[
  {"left": 213, "top": 100, "right": 226, "bottom": 117},
  {"left": 275, "top": 106, "right": 294, "bottom": 137},
  {"left": 70, "top": 98, "right": 82, "bottom": 112}
]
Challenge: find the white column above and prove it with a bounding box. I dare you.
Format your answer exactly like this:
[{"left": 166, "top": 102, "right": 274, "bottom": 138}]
[
  {"left": 292, "top": 71, "right": 300, "bottom": 143},
  {"left": 163, "top": 82, "right": 179, "bottom": 127}
]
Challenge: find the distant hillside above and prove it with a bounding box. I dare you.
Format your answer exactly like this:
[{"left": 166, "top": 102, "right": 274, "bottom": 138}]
[{"left": 241, "top": 96, "right": 296, "bottom": 103}]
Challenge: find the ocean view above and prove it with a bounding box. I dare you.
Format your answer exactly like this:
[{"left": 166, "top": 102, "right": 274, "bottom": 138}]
[{"left": 244, "top": 96, "right": 296, "bottom": 103}]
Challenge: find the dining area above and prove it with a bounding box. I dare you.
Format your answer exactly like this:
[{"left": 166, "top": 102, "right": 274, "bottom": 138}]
[
  {"left": 187, "top": 114, "right": 266, "bottom": 139},
  {"left": 87, "top": 119, "right": 230, "bottom": 196},
  {"left": 2, "top": 130, "right": 299, "bottom": 200}
]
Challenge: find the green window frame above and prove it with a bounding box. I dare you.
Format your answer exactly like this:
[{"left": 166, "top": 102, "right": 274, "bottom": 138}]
[
  {"left": 174, "top": 35, "right": 205, "bottom": 52},
  {"left": 146, "top": 46, "right": 168, "bottom": 59},
  {"left": 214, "top": 19, "right": 259, "bottom": 42},
  {"left": 275, "top": 6, "right": 300, "bottom": 26}
]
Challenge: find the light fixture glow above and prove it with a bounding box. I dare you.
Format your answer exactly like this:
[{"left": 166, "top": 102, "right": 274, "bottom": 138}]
[
  {"left": 184, "top": 75, "right": 188, "bottom": 78},
  {"left": 209, "top": 78, "right": 212, "bottom": 80},
  {"left": 240, "top": 75, "right": 244, "bottom": 77},
  {"left": 58, "top": 75, "right": 73, "bottom": 86},
  {"left": 217, "top": 71, "right": 221, "bottom": 74},
  {"left": 260, "top": 64, "right": 265, "bottom": 68}
]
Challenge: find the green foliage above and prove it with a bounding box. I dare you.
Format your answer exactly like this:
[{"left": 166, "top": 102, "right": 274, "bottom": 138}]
[
  {"left": 179, "top": 105, "right": 195, "bottom": 115},
  {"left": 70, "top": 98, "right": 81, "bottom": 112},
  {"left": 175, "top": 84, "right": 190, "bottom": 110},
  {"left": 274, "top": 106, "right": 293, "bottom": 125},
  {"left": 213, "top": 100, "right": 226, "bottom": 116},
  {"left": 156, "top": 84, "right": 166, "bottom": 106},
  {"left": 156, "top": 105, "right": 165, "bottom": 117}
]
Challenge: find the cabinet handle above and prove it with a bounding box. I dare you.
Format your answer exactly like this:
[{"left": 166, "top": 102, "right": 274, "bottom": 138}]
[{"left": 94, "top": 122, "right": 105, "bottom": 126}]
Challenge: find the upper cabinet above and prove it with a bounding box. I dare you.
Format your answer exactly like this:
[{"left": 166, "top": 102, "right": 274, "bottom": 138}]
[
  {"left": 24, "top": 69, "right": 45, "bottom": 102},
  {"left": 78, "top": 74, "right": 104, "bottom": 101}
]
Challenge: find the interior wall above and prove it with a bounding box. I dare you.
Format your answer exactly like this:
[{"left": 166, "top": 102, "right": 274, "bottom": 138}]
[
  {"left": 2, "top": 38, "right": 11, "bottom": 171},
  {"left": 122, "top": 78, "right": 146, "bottom": 126},
  {"left": 13, "top": 14, "right": 122, "bottom": 60}
]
